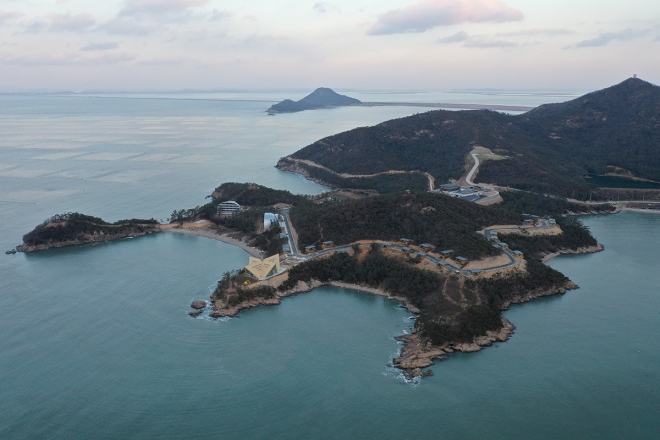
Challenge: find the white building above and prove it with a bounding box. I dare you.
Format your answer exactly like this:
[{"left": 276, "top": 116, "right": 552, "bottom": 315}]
[
  {"left": 264, "top": 212, "right": 278, "bottom": 230},
  {"left": 217, "top": 201, "right": 241, "bottom": 215}
]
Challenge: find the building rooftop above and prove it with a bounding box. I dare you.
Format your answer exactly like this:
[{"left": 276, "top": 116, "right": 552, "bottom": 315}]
[
  {"left": 455, "top": 256, "right": 468, "bottom": 261},
  {"left": 513, "top": 250, "right": 523, "bottom": 255},
  {"left": 440, "top": 250, "right": 453, "bottom": 255},
  {"left": 462, "top": 194, "right": 482, "bottom": 202}
]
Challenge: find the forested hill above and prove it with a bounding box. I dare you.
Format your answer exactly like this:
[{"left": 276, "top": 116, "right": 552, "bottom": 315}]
[
  {"left": 18, "top": 213, "right": 160, "bottom": 252},
  {"left": 211, "top": 182, "right": 307, "bottom": 206},
  {"left": 267, "top": 88, "right": 361, "bottom": 113},
  {"left": 290, "top": 191, "right": 521, "bottom": 260},
  {"left": 281, "top": 78, "right": 660, "bottom": 198}
]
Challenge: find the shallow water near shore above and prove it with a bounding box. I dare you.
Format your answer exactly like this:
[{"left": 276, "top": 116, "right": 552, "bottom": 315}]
[{"left": 1, "top": 95, "right": 659, "bottom": 438}]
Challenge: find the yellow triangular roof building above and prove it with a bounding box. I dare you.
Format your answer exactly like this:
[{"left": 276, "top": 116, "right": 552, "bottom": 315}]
[{"left": 244, "top": 255, "right": 281, "bottom": 279}]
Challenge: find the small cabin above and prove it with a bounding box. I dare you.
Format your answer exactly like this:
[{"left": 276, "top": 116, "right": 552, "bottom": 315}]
[
  {"left": 513, "top": 250, "right": 524, "bottom": 258},
  {"left": 420, "top": 243, "right": 434, "bottom": 251},
  {"left": 279, "top": 233, "right": 288, "bottom": 240},
  {"left": 470, "top": 269, "right": 482, "bottom": 277},
  {"left": 322, "top": 241, "right": 334, "bottom": 249},
  {"left": 455, "top": 256, "right": 468, "bottom": 265},
  {"left": 549, "top": 218, "right": 556, "bottom": 225},
  {"left": 304, "top": 245, "right": 316, "bottom": 253},
  {"left": 381, "top": 242, "right": 392, "bottom": 248},
  {"left": 401, "top": 246, "right": 412, "bottom": 252},
  {"left": 499, "top": 242, "right": 509, "bottom": 250},
  {"left": 440, "top": 250, "right": 453, "bottom": 259},
  {"left": 399, "top": 238, "right": 412, "bottom": 245}
]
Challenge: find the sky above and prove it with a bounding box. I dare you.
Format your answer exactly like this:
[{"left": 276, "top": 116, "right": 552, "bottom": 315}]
[{"left": 0, "top": 0, "right": 659, "bottom": 91}]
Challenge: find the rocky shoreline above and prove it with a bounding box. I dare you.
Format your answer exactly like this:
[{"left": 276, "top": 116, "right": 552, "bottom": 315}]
[
  {"left": 541, "top": 243, "right": 604, "bottom": 263},
  {"left": 276, "top": 158, "right": 336, "bottom": 189},
  {"left": 202, "top": 274, "right": 581, "bottom": 379},
  {"left": 393, "top": 318, "right": 516, "bottom": 379}
]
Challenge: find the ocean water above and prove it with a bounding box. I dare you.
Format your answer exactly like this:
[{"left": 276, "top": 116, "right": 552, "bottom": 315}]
[{"left": 1, "top": 94, "right": 658, "bottom": 439}]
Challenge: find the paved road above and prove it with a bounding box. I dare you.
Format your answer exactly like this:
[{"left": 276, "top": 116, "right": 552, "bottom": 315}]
[{"left": 465, "top": 153, "right": 480, "bottom": 186}]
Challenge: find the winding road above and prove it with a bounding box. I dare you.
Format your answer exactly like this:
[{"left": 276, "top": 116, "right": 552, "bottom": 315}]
[{"left": 278, "top": 211, "right": 561, "bottom": 276}]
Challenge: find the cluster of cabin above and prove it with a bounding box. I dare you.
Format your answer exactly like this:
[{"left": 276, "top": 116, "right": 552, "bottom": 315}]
[{"left": 395, "top": 238, "right": 469, "bottom": 267}]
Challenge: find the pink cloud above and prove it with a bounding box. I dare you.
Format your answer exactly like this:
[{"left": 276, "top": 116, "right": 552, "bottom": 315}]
[
  {"left": 99, "top": 18, "right": 160, "bottom": 35},
  {"left": 48, "top": 12, "right": 95, "bottom": 32},
  {"left": 0, "top": 11, "right": 23, "bottom": 25},
  {"left": 23, "top": 12, "right": 95, "bottom": 34},
  {"left": 1, "top": 52, "right": 135, "bottom": 66},
  {"left": 367, "top": 0, "right": 523, "bottom": 35},
  {"left": 119, "top": 0, "right": 209, "bottom": 17}
]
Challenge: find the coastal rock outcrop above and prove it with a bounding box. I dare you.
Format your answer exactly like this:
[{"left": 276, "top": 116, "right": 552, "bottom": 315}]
[
  {"left": 394, "top": 318, "right": 515, "bottom": 377},
  {"left": 191, "top": 301, "right": 206, "bottom": 309}
]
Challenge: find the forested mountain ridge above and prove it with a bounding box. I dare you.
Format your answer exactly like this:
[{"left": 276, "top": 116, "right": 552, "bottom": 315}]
[{"left": 280, "top": 78, "right": 660, "bottom": 198}]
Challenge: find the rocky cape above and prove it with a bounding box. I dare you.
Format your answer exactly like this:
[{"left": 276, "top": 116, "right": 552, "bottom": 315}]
[{"left": 207, "top": 274, "right": 579, "bottom": 379}]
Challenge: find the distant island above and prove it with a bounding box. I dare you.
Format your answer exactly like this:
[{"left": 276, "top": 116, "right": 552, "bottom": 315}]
[
  {"left": 277, "top": 78, "right": 660, "bottom": 201},
  {"left": 267, "top": 88, "right": 361, "bottom": 113}
]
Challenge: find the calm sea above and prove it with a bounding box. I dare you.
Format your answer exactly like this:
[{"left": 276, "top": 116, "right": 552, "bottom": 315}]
[{"left": 1, "top": 93, "right": 658, "bottom": 439}]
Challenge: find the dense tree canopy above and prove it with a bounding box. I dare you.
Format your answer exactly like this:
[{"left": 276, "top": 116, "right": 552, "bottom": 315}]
[{"left": 290, "top": 191, "right": 521, "bottom": 260}]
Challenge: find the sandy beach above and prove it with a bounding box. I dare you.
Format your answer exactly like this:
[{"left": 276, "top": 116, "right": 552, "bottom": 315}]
[{"left": 164, "top": 226, "right": 264, "bottom": 258}]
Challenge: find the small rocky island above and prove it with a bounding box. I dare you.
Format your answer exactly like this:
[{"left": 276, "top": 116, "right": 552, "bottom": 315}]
[
  {"left": 17, "top": 213, "right": 161, "bottom": 252},
  {"left": 267, "top": 87, "right": 361, "bottom": 113}
]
